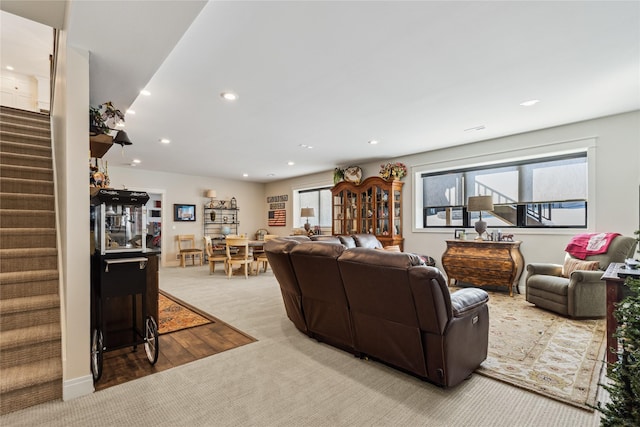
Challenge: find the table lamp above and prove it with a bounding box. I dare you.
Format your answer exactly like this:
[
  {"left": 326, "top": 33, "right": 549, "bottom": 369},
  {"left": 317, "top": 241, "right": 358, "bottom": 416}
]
[
  {"left": 206, "top": 190, "right": 217, "bottom": 208},
  {"left": 301, "top": 208, "right": 315, "bottom": 232},
  {"left": 467, "top": 195, "right": 494, "bottom": 240}
]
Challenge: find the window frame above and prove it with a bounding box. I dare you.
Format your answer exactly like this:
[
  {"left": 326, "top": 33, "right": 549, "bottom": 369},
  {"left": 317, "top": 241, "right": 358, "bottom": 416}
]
[
  {"left": 412, "top": 138, "right": 597, "bottom": 235},
  {"left": 294, "top": 186, "right": 333, "bottom": 228}
]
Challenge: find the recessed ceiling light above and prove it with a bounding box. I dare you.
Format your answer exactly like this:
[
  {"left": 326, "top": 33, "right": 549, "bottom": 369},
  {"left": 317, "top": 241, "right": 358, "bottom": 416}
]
[
  {"left": 132, "top": 159, "right": 141, "bottom": 164},
  {"left": 520, "top": 99, "right": 540, "bottom": 107},
  {"left": 287, "top": 161, "right": 295, "bottom": 166},
  {"left": 267, "top": 173, "right": 275, "bottom": 177},
  {"left": 242, "top": 173, "right": 249, "bottom": 177},
  {"left": 368, "top": 140, "right": 379, "bottom": 145},
  {"left": 299, "top": 144, "right": 313, "bottom": 149},
  {"left": 126, "top": 109, "right": 135, "bottom": 115},
  {"left": 464, "top": 125, "right": 486, "bottom": 132},
  {"left": 140, "top": 90, "right": 151, "bottom": 96},
  {"left": 6, "top": 65, "right": 14, "bottom": 71},
  {"left": 220, "top": 92, "right": 238, "bottom": 101},
  {"left": 159, "top": 138, "right": 170, "bottom": 144}
]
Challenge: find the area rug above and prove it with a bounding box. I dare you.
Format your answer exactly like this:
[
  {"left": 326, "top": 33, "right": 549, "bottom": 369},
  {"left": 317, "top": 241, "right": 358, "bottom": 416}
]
[
  {"left": 158, "top": 290, "right": 213, "bottom": 334},
  {"left": 474, "top": 289, "right": 606, "bottom": 411}
]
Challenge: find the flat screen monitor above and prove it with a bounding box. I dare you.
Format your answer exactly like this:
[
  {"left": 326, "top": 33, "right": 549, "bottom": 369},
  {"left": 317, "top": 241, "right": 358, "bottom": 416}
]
[{"left": 174, "top": 204, "right": 196, "bottom": 221}]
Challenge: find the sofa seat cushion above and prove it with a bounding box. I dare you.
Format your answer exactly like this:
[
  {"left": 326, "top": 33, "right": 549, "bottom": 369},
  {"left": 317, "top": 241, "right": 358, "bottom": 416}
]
[{"left": 527, "top": 274, "right": 570, "bottom": 296}]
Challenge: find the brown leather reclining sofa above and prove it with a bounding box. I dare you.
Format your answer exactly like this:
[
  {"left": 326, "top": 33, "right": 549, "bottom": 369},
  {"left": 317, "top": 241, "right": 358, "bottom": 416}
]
[{"left": 265, "top": 236, "right": 489, "bottom": 387}]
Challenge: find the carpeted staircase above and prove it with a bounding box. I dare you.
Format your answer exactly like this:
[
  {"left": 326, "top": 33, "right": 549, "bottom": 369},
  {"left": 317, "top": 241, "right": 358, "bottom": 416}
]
[{"left": 0, "top": 105, "right": 62, "bottom": 414}]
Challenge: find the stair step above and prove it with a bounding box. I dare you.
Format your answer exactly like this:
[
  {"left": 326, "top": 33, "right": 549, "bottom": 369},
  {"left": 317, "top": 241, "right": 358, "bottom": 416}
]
[
  {"left": 0, "top": 357, "right": 62, "bottom": 394},
  {"left": 0, "top": 375, "right": 62, "bottom": 415},
  {"left": 0, "top": 164, "right": 53, "bottom": 181},
  {"left": 0, "top": 106, "right": 49, "bottom": 121},
  {"left": 0, "top": 122, "right": 51, "bottom": 138},
  {"left": 0, "top": 209, "right": 55, "bottom": 228},
  {"left": 0, "top": 177, "right": 54, "bottom": 195},
  {"left": 0, "top": 270, "right": 59, "bottom": 299},
  {"left": 0, "top": 112, "right": 49, "bottom": 129},
  {"left": 0, "top": 193, "right": 55, "bottom": 211},
  {"left": 0, "top": 248, "right": 58, "bottom": 272},
  {"left": 0, "top": 130, "right": 51, "bottom": 147},
  {"left": 0, "top": 323, "right": 62, "bottom": 352},
  {"left": 0, "top": 151, "right": 51, "bottom": 168},
  {"left": 0, "top": 228, "right": 56, "bottom": 249},
  {"left": 0, "top": 299, "right": 60, "bottom": 331}
]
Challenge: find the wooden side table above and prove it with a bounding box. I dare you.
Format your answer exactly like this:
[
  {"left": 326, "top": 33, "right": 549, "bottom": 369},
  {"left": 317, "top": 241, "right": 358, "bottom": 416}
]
[
  {"left": 442, "top": 239, "right": 524, "bottom": 296},
  {"left": 601, "top": 262, "right": 632, "bottom": 364}
]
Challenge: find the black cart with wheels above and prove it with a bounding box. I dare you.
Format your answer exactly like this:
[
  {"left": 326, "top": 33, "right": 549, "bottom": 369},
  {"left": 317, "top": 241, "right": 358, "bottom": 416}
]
[{"left": 90, "top": 253, "right": 158, "bottom": 381}]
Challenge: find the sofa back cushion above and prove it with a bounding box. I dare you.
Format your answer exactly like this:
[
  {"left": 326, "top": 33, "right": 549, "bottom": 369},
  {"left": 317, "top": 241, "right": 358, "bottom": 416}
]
[
  {"left": 338, "top": 248, "right": 427, "bottom": 376},
  {"left": 352, "top": 234, "right": 383, "bottom": 249},
  {"left": 310, "top": 235, "right": 342, "bottom": 244},
  {"left": 338, "top": 235, "right": 356, "bottom": 248},
  {"left": 289, "top": 242, "right": 353, "bottom": 350}
]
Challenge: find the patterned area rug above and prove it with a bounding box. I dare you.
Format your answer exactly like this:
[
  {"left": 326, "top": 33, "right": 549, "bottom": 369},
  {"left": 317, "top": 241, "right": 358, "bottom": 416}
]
[
  {"left": 474, "top": 290, "right": 606, "bottom": 411},
  {"left": 158, "top": 291, "right": 213, "bottom": 334}
]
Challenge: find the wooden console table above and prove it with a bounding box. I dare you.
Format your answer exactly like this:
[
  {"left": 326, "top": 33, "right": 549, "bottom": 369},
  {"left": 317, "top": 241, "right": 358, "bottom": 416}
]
[
  {"left": 441, "top": 239, "right": 524, "bottom": 296},
  {"left": 601, "top": 262, "right": 636, "bottom": 364}
]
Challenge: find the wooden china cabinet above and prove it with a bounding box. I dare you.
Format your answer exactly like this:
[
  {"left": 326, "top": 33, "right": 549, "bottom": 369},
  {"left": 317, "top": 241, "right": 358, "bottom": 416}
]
[{"left": 331, "top": 176, "right": 404, "bottom": 250}]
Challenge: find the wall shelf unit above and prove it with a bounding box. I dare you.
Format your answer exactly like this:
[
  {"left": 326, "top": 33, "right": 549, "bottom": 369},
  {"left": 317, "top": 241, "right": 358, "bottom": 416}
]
[{"left": 203, "top": 205, "right": 239, "bottom": 239}]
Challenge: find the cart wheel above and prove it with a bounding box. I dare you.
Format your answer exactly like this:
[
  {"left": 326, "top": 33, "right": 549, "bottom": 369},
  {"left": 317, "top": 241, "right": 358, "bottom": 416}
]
[
  {"left": 91, "top": 328, "right": 104, "bottom": 381},
  {"left": 144, "top": 316, "right": 159, "bottom": 364}
]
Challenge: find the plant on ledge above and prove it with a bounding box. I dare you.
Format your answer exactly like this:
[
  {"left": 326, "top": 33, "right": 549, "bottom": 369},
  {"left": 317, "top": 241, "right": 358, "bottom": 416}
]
[
  {"left": 596, "top": 275, "right": 640, "bottom": 426},
  {"left": 379, "top": 162, "right": 407, "bottom": 181},
  {"left": 90, "top": 101, "right": 125, "bottom": 135}
]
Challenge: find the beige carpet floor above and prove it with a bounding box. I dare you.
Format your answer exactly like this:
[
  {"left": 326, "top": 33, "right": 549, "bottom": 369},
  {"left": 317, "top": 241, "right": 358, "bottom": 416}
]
[{"left": 0, "top": 266, "right": 607, "bottom": 426}]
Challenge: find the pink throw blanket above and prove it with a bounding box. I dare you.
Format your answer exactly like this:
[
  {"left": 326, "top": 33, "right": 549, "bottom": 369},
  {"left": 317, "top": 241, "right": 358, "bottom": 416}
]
[{"left": 565, "top": 233, "right": 620, "bottom": 260}]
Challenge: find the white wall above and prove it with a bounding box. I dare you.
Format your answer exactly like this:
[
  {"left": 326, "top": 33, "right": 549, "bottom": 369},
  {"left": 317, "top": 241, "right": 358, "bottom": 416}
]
[
  {"left": 107, "top": 167, "right": 266, "bottom": 266},
  {"left": 51, "top": 29, "right": 93, "bottom": 399},
  {"left": 267, "top": 111, "right": 640, "bottom": 289}
]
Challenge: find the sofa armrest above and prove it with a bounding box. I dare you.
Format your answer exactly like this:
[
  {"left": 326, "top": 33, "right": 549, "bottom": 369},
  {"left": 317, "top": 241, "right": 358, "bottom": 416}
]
[
  {"left": 450, "top": 288, "right": 489, "bottom": 317},
  {"left": 569, "top": 269, "right": 604, "bottom": 283},
  {"left": 526, "top": 263, "right": 563, "bottom": 278}
]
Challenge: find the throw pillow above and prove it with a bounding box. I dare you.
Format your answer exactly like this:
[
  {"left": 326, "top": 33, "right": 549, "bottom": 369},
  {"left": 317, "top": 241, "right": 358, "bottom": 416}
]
[{"left": 562, "top": 257, "right": 600, "bottom": 278}]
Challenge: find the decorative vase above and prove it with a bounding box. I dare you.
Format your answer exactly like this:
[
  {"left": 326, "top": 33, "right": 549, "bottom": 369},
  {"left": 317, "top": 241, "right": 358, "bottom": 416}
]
[{"left": 210, "top": 211, "right": 216, "bottom": 222}]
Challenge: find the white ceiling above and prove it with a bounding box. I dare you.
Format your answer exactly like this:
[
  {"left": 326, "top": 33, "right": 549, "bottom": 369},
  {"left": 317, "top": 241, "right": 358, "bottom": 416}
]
[{"left": 4, "top": 1, "right": 640, "bottom": 183}]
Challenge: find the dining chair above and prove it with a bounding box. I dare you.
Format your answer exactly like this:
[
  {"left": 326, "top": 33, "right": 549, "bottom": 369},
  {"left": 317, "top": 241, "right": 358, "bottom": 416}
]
[
  {"left": 225, "top": 237, "right": 253, "bottom": 279},
  {"left": 203, "top": 236, "right": 228, "bottom": 274},
  {"left": 177, "top": 234, "right": 203, "bottom": 267},
  {"left": 254, "top": 234, "right": 279, "bottom": 274}
]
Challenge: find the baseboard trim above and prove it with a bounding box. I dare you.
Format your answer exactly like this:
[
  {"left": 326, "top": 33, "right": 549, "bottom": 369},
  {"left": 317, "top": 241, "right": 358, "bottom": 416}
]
[{"left": 63, "top": 375, "right": 94, "bottom": 401}]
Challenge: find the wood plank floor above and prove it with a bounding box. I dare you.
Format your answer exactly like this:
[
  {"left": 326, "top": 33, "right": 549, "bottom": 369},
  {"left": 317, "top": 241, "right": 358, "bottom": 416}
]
[{"left": 94, "top": 321, "right": 256, "bottom": 391}]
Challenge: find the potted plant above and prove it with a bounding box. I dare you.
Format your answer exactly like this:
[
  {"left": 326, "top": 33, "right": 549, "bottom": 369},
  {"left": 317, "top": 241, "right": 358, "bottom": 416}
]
[{"left": 90, "top": 101, "right": 124, "bottom": 136}]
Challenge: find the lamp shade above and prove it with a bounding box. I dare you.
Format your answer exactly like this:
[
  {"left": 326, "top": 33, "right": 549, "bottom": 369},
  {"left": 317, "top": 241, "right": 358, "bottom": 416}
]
[
  {"left": 300, "top": 208, "right": 315, "bottom": 218},
  {"left": 206, "top": 190, "right": 217, "bottom": 198},
  {"left": 113, "top": 130, "right": 132, "bottom": 146},
  {"left": 467, "top": 195, "right": 494, "bottom": 212}
]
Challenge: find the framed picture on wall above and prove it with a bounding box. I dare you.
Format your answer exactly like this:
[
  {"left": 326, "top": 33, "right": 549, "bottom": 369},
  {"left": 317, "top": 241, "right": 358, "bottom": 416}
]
[{"left": 174, "top": 204, "right": 196, "bottom": 222}]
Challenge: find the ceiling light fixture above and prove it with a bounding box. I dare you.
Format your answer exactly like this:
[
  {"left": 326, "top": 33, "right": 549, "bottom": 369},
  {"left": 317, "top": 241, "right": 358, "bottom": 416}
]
[
  {"left": 520, "top": 99, "right": 540, "bottom": 107},
  {"left": 242, "top": 173, "right": 249, "bottom": 177},
  {"left": 159, "top": 138, "right": 170, "bottom": 144},
  {"left": 464, "top": 125, "right": 486, "bottom": 132},
  {"left": 220, "top": 92, "right": 238, "bottom": 101},
  {"left": 140, "top": 90, "right": 151, "bottom": 96},
  {"left": 368, "top": 140, "right": 379, "bottom": 145},
  {"left": 299, "top": 144, "right": 313, "bottom": 149},
  {"left": 6, "top": 65, "right": 14, "bottom": 71},
  {"left": 267, "top": 173, "right": 275, "bottom": 177},
  {"left": 126, "top": 109, "right": 135, "bottom": 115},
  {"left": 132, "top": 159, "right": 141, "bottom": 164},
  {"left": 287, "top": 161, "right": 295, "bottom": 166}
]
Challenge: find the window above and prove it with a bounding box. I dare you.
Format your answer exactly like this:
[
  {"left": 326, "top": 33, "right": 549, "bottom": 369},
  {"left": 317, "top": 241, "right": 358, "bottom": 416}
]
[
  {"left": 422, "top": 152, "right": 587, "bottom": 228},
  {"left": 297, "top": 187, "right": 332, "bottom": 228}
]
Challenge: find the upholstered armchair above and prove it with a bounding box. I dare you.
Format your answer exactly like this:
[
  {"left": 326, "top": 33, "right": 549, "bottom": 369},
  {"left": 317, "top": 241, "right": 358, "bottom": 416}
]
[{"left": 526, "top": 235, "right": 637, "bottom": 318}]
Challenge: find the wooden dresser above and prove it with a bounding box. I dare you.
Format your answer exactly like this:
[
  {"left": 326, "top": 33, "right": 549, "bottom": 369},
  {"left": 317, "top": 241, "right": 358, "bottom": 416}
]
[{"left": 441, "top": 240, "right": 524, "bottom": 296}]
